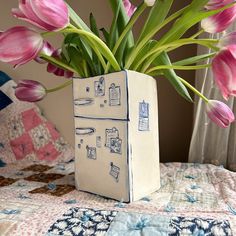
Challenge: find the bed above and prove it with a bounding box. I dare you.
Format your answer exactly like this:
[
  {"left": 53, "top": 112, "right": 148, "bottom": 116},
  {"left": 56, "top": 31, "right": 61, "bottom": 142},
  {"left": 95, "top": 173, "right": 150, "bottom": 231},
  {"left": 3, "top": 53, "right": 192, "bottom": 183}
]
[
  {"left": 0, "top": 160, "right": 236, "bottom": 235},
  {"left": 1, "top": 72, "right": 236, "bottom": 235}
]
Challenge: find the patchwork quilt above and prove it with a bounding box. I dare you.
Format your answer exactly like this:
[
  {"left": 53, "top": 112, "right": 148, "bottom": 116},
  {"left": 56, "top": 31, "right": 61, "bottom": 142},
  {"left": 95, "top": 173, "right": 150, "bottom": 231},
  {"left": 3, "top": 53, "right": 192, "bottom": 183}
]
[{"left": 0, "top": 161, "right": 236, "bottom": 236}]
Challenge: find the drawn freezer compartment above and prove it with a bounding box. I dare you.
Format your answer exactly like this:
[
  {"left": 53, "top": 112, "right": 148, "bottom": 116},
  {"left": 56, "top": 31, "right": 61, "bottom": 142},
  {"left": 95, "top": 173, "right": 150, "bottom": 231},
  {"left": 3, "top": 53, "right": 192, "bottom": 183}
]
[{"left": 138, "top": 100, "right": 150, "bottom": 131}]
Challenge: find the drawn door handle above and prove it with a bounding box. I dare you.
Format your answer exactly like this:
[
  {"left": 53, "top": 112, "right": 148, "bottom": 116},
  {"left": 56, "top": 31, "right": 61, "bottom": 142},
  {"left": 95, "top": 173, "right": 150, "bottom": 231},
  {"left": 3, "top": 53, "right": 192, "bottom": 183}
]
[
  {"left": 76, "top": 128, "right": 96, "bottom": 135},
  {"left": 74, "top": 98, "right": 94, "bottom": 106}
]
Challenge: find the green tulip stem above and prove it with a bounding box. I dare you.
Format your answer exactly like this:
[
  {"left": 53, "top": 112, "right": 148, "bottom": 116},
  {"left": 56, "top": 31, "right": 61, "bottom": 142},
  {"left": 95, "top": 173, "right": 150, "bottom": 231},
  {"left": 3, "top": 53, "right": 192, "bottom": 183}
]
[
  {"left": 63, "top": 25, "right": 121, "bottom": 71},
  {"left": 178, "top": 77, "right": 209, "bottom": 103},
  {"left": 139, "top": 38, "right": 219, "bottom": 73},
  {"left": 147, "top": 64, "right": 211, "bottom": 74},
  {"left": 46, "top": 80, "right": 73, "bottom": 93},
  {"left": 105, "top": 2, "right": 147, "bottom": 73},
  {"left": 39, "top": 53, "right": 78, "bottom": 74},
  {"left": 190, "top": 29, "right": 205, "bottom": 39},
  {"left": 125, "top": 7, "right": 186, "bottom": 69}
]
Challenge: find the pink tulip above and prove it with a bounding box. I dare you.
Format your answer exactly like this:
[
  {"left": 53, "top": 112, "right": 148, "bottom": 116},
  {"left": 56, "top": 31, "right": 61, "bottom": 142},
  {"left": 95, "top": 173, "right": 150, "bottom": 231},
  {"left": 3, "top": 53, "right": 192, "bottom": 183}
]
[
  {"left": 212, "top": 46, "right": 236, "bottom": 99},
  {"left": 15, "top": 80, "right": 46, "bottom": 102},
  {"left": 205, "top": 0, "right": 232, "bottom": 10},
  {"left": 35, "top": 41, "right": 54, "bottom": 64},
  {"left": 206, "top": 100, "right": 235, "bottom": 128},
  {"left": 202, "top": 4, "right": 236, "bottom": 33},
  {"left": 47, "top": 49, "right": 74, "bottom": 78},
  {"left": 0, "top": 26, "right": 43, "bottom": 67},
  {"left": 122, "top": 0, "right": 136, "bottom": 18},
  {"left": 12, "top": 0, "right": 69, "bottom": 31}
]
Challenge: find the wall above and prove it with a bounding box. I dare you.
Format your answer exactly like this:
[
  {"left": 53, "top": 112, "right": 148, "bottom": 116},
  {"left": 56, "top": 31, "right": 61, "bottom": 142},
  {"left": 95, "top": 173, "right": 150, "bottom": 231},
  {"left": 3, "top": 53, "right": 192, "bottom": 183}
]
[{"left": 0, "top": 0, "right": 197, "bottom": 162}]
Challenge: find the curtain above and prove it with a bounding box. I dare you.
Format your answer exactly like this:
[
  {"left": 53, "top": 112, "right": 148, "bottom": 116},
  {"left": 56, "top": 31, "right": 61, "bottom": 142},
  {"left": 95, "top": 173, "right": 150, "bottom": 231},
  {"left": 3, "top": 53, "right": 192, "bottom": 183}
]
[{"left": 188, "top": 26, "right": 236, "bottom": 171}]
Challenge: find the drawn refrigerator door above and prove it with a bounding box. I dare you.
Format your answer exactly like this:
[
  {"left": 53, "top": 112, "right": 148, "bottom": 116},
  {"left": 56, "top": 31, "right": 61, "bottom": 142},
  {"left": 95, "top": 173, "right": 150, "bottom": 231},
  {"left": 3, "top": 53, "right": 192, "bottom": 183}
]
[{"left": 73, "top": 70, "right": 160, "bottom": 202}]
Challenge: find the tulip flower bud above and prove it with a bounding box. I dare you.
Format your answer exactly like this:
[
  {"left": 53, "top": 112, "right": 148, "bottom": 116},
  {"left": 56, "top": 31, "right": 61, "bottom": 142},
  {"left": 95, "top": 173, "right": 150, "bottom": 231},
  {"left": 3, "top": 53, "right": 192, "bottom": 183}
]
[
  {"left": 15, "top": 80, "right": 47, "bottom": 102},
  {"left": 12, "top": 0, "right": 69, "bottom": 31},
  {"left": 144, "top": 0, "right": 156, "bottom": 7},
  {"left": 206, "top": 100, "right": 235, "bottom": 128},
  {"left": 0, "top": 26, "right": 43, "bottom": 67}
]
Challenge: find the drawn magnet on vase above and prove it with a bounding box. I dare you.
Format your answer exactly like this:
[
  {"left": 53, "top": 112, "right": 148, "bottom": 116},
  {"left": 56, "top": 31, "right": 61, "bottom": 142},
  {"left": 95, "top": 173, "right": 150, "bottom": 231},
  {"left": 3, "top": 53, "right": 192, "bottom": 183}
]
[
  {"left": 105, "top": 127, "right": 119, "bottom": 148},
  {"left": 138, "top": 100, "right": 150, "bottom": 131},
  {"left": 95, "top": 77, "right": 105, "bottom": 96},
  {"left": 109, "top": 83, "right": 121, "bottom": 106},
  {"left": 110, "top": 137, "right": 122, "bottom": 154},
  {"left": 86, "top": 146, "right": 97, "bottom": 160},
  {"left": 109, "top": 162, "right": 120, "bottom": 182}
]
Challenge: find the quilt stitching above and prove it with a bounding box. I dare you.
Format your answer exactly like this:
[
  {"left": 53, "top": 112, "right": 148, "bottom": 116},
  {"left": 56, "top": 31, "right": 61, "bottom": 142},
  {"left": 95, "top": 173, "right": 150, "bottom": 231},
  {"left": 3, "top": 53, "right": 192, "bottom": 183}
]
[{"left": 29, "top": 184, "right": 75, "bottom": 197}]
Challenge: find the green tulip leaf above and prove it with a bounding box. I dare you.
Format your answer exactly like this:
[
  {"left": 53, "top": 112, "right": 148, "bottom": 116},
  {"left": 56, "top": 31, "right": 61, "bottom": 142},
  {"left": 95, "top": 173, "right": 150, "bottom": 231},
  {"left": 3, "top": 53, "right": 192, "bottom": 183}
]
[
  {"left": 152, "top": 52, "right": 193, "bottom": 102},
  {"left": 173, "top": 52, "right": 216, "bottom": 66}
]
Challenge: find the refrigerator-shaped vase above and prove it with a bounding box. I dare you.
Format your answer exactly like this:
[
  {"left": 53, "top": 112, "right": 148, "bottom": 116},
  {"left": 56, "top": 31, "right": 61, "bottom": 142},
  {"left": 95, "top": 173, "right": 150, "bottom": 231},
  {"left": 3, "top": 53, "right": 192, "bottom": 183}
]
[{"left": 73, "top": 70, "right": 160, "bottom": 202}]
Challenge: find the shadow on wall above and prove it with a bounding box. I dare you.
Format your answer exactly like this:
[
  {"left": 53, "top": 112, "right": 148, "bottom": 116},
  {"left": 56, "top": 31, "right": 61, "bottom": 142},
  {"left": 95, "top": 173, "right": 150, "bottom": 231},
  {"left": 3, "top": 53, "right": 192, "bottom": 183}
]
[{"left": 0, "top": 0, "right": 197, "bottom": 163}]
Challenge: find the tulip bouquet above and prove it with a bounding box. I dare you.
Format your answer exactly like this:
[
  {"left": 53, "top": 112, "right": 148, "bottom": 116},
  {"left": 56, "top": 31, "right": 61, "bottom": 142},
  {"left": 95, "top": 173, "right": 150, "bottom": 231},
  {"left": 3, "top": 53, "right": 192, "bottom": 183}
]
[{"left": 1, "top": 0, "right": 236, "bottom": 127}]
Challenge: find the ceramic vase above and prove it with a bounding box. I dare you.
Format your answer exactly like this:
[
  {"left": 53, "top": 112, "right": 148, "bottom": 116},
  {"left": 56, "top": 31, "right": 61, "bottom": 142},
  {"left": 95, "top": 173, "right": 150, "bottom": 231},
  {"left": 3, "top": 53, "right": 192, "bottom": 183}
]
[{"left": 73, "top": 70, "right": 160, "bottom": 202}]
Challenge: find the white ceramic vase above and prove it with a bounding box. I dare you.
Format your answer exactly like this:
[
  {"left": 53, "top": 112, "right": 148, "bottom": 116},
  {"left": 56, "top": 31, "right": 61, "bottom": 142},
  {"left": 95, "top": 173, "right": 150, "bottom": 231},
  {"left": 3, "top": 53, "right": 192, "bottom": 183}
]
[{"left": 73, "top": 70, "right": 160, "bottom": 202}]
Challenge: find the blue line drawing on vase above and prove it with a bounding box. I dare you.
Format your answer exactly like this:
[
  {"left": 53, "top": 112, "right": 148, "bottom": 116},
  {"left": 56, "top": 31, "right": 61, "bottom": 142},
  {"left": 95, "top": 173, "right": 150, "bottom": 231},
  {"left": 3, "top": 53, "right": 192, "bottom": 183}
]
[
  {"left": 76, "top": 128, "right": 96, "bottom": 135},
  {"left": 110, "top": 138, "right": 122, "bottom": 154},
  {"left": 95, "top": 77, "right": 105, "bottom": 96},
  {"left": 78, "top": 144, "right": 81, "bottom": 149},
  {"left": 80, "top": 139, "right": 84, "bottom": 144},
  {"left": 96, "top": 136, "right": 102, "bottom": 148},
  {"left": 138, "top": 100, "right": 150, "bottom": 131},
  {"left": 74, "top": 98, "right": 94, "bottom": 106},
  {"left": 105, "top": 127, "right": 119, "bottom": 148},
  {"left": 110, "top": 162, "right": 120, "bottom": 182},
  {"left": 109, "top": 83, "right": 121, "bottom": 106},
  {"left": 86, "top": 146, "right": 97, "bottom": 160}
]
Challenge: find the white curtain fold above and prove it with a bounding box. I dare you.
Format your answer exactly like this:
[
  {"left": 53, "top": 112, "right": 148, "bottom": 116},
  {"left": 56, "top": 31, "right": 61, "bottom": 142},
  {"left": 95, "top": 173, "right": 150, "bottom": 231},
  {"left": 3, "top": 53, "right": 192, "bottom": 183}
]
[{"left": 188, "top": 28, "right": 236, "bottom": 171}]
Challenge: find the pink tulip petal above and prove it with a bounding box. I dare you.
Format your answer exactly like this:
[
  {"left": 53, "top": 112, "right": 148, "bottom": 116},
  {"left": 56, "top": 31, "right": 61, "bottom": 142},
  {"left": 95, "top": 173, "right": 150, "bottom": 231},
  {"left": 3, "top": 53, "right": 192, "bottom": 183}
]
[
  {"left": 212, "top": 47, "right": 236, "bottom": 99},
  {"left": 15, "top": 0, "right": 57, "bottom": 31},
  {"left": 35, "top": 41, "right": 54, "bottom": 64},
  {"left": 218, "top": 32, "right": 236, "bottom": 48},
  {"left": 30, "top": 0, "right": 69, "bottom": 30},
  {"left": 206, "top": 0, "right": 232, "bottom": 10},
  {"left": 206, "top": 100, "right": 235, "bottom": 128},
  {"left": 122, "top": 0, "right": 136, "bottom": 18},
  {"left": 0, "top": 26, "right": 43, "bottom": 67},
  {"left": 202, "top": 6, "right": 236, "bottom": 33}
]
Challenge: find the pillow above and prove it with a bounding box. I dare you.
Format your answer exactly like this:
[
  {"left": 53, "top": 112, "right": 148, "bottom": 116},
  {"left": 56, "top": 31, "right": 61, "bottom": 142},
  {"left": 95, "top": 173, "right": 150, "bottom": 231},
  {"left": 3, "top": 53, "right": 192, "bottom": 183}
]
[{"left": 0, "top": 71, "right": 74, "bottom": 164}]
